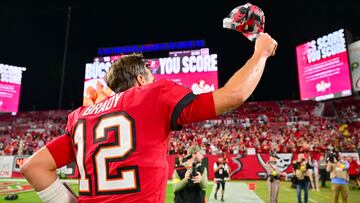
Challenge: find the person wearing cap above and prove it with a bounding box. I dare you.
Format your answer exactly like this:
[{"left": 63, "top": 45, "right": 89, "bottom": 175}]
[
  {"left": 318, "top": 155, "right": 328, "bottom": 188},
  {"left": 265, "top": 153, "right": 285, "bottom": 203},
  {"left": 213, "top": 156, "right": 230, "bottom": 201},
  {"left": 293, "top": 153, "right": 312, "bottom": 203},
  {"left": 327, "top": 153, "right": 350, "bottom": 203},
  {"left": 172, "top": 145, "right": 208, "bottom": 203}
]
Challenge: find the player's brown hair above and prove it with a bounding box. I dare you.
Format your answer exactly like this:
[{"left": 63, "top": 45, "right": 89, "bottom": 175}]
[{"left": 105, "top": 54, "right": 149, "bottom": 93}]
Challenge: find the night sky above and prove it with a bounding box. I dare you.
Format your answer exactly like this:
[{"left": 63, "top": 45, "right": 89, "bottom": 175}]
[{"left": 0, "top": 0, "right": 359, "bottom": 111}]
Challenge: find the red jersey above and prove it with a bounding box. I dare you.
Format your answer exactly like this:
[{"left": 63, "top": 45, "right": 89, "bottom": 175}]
[
  {"left": 46, "top": 79, "right": 215, "bottom": 203},
  {"left": 349, "top": 160, "right": 359, "bottom": 175}
]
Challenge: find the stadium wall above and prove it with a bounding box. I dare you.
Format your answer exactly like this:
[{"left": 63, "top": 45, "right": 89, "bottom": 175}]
[{"left": 2, "top": 153, "right": 359, "bottom": 180}]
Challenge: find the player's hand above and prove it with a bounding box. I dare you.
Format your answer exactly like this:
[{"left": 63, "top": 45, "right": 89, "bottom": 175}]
[
  {"left": 191, "top": 172, "right": 202, "bottom": 183},
  {"left": 254, "top": 33, "right": 278, "bottom": 58},
  {"left": 83, "top": 97, "right": 95, "bottom": 106},
  {"left": 83, "top": 86, "right": 97, "bottom": 106},
  {"left": 83, "top": 81, "right": 114, "bottom": 106},
  {"left": 95, "top": 81, "right": 108, "bottom": 103},
  {"left": 184, "top": 171, "right": 191, "bottom": 181}
]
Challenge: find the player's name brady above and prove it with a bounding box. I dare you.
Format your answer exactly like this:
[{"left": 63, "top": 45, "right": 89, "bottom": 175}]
[{"left": 82, "top": 93, "right": 122, "bottom": 116}]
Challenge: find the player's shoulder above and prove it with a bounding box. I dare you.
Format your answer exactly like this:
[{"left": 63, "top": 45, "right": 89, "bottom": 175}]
[
  {"left": 67, "top": 106, "right": 87, "bottom": 124},
  {"left": 143, "top": 79, "right": 176, "bottom": 90}
]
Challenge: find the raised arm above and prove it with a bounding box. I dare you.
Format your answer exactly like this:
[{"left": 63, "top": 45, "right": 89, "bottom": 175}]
[{"left": 213, "top": 33, "right": 277, "bottom": 115}]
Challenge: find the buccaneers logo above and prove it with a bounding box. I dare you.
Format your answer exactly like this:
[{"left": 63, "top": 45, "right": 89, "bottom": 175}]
[
  {"left": 229, "top": 154, "right": 245, "bottom": 178},
  {"left": 257, "top": 153, "right": 293, "bottom": 179}
]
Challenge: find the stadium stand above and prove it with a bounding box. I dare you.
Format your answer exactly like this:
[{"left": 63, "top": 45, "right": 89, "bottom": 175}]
[{"left": 1, "top": 98, "right": 359, "bottom": 156}]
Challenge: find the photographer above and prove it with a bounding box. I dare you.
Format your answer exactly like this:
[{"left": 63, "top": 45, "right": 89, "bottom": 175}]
[
  {"left": 292, "top": 154, "right": 312, "bottom": 203},
  {"left": 172, "top": 145, "right": 208, "bottom": 203},
  {"left": 213, "top": 156, "right": 230, "bottom": 201},
  {"left": 327, "top": 153, "right": 349, "bottom": 203}
]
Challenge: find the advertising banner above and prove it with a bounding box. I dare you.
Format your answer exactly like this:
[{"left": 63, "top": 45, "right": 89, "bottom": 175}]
[
  {"left": 0, "top": 156, "right": 14, "bottom": 178},
  {"left": 167, "top": 153, "right": 321, "bottom": 180},
  {"left": 7, "top": 152, "right": 354, "bottom": 180},
  {"left": 56, "top": 162, "right": 77, "bottom": 178},
  {"left": 13, "top": 155, "right": 30, "bottom": 173}
]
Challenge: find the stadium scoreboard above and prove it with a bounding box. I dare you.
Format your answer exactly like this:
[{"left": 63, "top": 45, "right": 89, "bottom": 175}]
[
  {"left": 83, "top": 41, "right": 218, "bottom": 105},
  {"left": 296, "top": 28, "right": 352, "bottom": 101},
  {"left": 0, "top": 63, "right": 26, "bottom": 113}
]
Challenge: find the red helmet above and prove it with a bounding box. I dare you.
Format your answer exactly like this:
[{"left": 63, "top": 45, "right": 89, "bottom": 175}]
[{"left": 223, "top": 3, "right": 265, "bottom": 41}]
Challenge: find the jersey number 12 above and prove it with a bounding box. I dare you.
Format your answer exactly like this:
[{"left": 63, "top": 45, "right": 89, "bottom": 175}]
[{"left": 73, "top": 112, "right": 140, "bottom": 195}]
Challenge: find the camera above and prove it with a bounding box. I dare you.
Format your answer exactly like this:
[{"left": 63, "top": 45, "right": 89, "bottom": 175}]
[
  {"left": 327, "top": 151, "right": 339, "bottom": 163},
  {"left": 191, "top": 162, "right": 198, "bottom": 178}
]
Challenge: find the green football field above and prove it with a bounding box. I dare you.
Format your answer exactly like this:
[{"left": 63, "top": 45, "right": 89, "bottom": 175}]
[
  {"left": 1, "top": 179, "right": 360, "bottom": 203},
  {"left": 0, "top": 179, "right": 213, "bottom": 203}
]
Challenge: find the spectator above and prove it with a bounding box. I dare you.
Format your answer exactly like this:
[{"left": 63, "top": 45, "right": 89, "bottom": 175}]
[
  {"left": 318, "top": 155, "right": 328, "bottom": 188},
  {"left": 308, "top": 154, "right": 320, "bottom": 191},
  {"left": 265, "top": 153, "right": 284, "bottom": 203},
  {"left": 327, "top": 153, "right": 350, "bottom": 203},
  {"left": 348, "top": 156, "right": 359, "bottom": 189},
  {"left": 293, "top": 154, "right": 311, "bottom": 203},
  {"left": 213, "top": 156, "right": 230, "bottom": 201}
]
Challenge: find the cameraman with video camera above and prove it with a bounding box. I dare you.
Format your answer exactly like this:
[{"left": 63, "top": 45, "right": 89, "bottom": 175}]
[
  {"left": 172, "top": 145, "right": 208, "bottom": 203},
  {"left": 326, "top": 152, "right": 350, "bottom": 203}
]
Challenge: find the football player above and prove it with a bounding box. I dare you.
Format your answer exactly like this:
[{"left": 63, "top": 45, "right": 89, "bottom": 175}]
[{"left": 21, "top": 33, "right": 277, "bottom": 203}]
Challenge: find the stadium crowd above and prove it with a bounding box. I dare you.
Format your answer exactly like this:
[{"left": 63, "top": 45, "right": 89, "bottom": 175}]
[
  {"left": 169, "top": 99, "right": 360, "bottom": 156},
  {"left": 0, "top": 99, "right": 359, "bottom": 156},
  {"left": 0, "top": 110, "right": 70, "bottom": 156}
]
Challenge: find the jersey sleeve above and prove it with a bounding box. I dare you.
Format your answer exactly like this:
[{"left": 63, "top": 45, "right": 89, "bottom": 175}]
[
  {"left": 46, "top": 134, "right": 75, "bottom": 168},
  {"left": 46, "top": 111, "right": 76, "bottom": 168},
  {"left": 158, "top": 80, "right": 197, "bottom": 130},
  {"left": 177, "top": 92, "right": 216, "bottom": 126}
]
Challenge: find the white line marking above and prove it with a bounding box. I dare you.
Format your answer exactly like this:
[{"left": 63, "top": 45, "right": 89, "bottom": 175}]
[
  {"left": 323, "top": 195, "right": 331, "bottom": 199},
  {"left": 281, "top": 186, "right": 290, "bottom": 191},
  {"left": 309, "top": 198, "right": 318, "bottom": 203}
]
